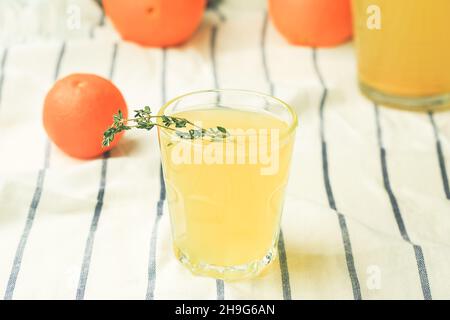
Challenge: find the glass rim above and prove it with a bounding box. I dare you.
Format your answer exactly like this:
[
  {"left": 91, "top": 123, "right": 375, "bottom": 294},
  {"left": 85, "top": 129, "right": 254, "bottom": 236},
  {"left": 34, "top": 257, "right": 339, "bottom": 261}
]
[{"left": 157, "top": 89, "right": 299, "bottom": 138}]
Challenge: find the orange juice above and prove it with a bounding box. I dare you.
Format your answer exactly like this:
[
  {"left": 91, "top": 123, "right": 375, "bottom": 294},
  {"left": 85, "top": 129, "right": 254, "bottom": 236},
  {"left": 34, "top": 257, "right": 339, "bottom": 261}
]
[
  {"left": 352, "top": 0, "right": 450, "bottom": 110},
  {"left": 158, "top": 92, "right": 297, "bottom": 280}
]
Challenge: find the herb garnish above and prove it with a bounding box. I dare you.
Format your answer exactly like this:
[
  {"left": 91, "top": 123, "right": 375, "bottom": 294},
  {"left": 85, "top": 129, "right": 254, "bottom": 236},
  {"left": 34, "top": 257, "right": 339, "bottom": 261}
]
[{"left": 102, "top": 106, "right": 229, "bottom": 147}]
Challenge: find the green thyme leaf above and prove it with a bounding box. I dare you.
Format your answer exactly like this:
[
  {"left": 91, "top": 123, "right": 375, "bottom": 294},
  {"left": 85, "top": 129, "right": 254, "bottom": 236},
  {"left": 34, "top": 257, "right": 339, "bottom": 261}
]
[
  {"left": 217, "top": 126, "right": 227, "bottom": 133},
  {"left": 102, "top": 108, "right": 230, "bottom": 147}
]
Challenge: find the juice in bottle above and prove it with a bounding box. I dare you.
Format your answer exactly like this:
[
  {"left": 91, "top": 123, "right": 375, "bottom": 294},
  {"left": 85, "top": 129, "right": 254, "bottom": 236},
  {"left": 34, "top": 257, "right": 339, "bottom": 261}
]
[{"left": 352, "top": 0, "right": 450, "bottom": 110}]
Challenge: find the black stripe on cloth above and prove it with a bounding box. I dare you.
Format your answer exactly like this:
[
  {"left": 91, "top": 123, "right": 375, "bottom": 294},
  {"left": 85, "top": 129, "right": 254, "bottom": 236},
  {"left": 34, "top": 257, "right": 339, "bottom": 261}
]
[
  {"left": 99, "top": 11, "right": 106, "bottom": 27},
  {"left": 161, "top": 49, "right": 166, "bottom": 106},
  {"left": 76, "top": 152, "right": 110, "bottom": 300},
  {"left": 261, "top": 12, "right": 292, "bottom": 300},
  {"left": 108, "top": 43, "right": 118, "bottom": 79},
  {"left": 44, "top": 140, "right": 51, "bottom": 170},
  {"left": 312, "top": 48, "right": 362, "bottom": 300},
  {"left": 277, "top": 229, "right": 291, "bottom": 300},
  {"left": 209, "top": 22, "right": 225, "bottom": 300},
  {"left": 374, "top": 104, "right": 432, "bottom": 300},
  {"left": 76, "top": 43, "right": 118, "bottom": 300},
  {"left": 53, "top": 43, "right": 66, "bottom": 82},
  {"left": 210, "top": 26, "right": 219, "bottom": 91},
  {"left": 45, "top": 42, "right": 67, "bottom": 167},
  {"left": 216, "top": 279, "right": 224, "bottom": 300},
  {"left": 261, "top": 13, "right": 274, "bottom": 95},
  {"left": 146, "top": 164, "right": 166, "bottom": 300},
  {"left": 212, "top": 6, "right": 226, "bottom": 23},
  {"left": 428, "top": 112, "right": 450, "bottom": 200},
  {"left": 4, "top": 42, "right": 66, "bottom": 300},
  {"left": 146, "top": 49, "right": 167, "bottom": 300},
  {"left": 0, "top": 48, "right": 8, "bottom": 106},
  {"left": 89, "top": 9, "right": 106, "bottom": 38}
]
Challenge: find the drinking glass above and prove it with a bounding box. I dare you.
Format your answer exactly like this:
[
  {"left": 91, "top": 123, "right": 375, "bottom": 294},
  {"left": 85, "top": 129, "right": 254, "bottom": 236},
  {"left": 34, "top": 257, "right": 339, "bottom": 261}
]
[{"left": 157, "top": 89, "right": 297, "bottom": 280}]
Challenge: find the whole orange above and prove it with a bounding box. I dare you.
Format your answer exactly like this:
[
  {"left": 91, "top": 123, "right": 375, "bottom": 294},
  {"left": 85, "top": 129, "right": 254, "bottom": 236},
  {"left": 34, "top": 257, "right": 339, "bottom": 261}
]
[
  {"left": 269, "top": 0, "right": 352, "bottom": 47},
  {"left": 43, "top": 74, "right": 128, "bottom": 159},
  {"left": 103, "top": 0, "right": 206, "bottom": 47}
]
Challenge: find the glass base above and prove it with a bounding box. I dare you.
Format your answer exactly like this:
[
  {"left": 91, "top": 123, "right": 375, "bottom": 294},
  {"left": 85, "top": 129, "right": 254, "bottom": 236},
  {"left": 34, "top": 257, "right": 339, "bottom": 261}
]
[
  {"left": 174, "top": 245, "right": 278, "bottom": 281},
  {"left": 359, "top": 81, "right": 450, "bottom": 112}
]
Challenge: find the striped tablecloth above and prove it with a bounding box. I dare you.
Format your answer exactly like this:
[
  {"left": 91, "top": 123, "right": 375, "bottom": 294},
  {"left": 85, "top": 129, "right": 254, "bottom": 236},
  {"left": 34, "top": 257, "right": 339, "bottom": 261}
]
[{"left": 1, "top": 3, "right": 450, "bottom": 300}]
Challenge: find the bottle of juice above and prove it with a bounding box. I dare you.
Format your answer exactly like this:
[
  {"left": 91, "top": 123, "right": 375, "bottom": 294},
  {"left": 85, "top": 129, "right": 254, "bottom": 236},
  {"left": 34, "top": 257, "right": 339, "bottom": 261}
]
[{"left": 352, "top": 0, "right": 450, "bottom": 111}]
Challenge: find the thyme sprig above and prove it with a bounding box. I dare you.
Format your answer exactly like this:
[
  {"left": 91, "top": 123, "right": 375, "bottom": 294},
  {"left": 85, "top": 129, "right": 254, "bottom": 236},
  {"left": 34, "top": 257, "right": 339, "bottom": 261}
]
[{"left": 102, "top": 106, "right": 229, "bottom": 147}]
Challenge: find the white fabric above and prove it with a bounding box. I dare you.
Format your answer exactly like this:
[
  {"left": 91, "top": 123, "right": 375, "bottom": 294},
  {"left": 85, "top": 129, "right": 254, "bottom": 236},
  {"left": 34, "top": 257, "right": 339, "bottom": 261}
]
[
  {"left": 0, "top": 1, "right": 450, "bottom": 300},
  {"left": 0, "top": 0, "right": 102, "bottom": 46}
]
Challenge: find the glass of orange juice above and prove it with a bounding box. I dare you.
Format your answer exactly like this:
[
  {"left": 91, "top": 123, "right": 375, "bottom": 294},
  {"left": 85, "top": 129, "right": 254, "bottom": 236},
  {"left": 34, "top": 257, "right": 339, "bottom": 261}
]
[
  {"left": 157, "top": 90, "right": 297, "bottom": 280},
  {"left": 352, "top": 0, "right": 450, "bottom": 111}
]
